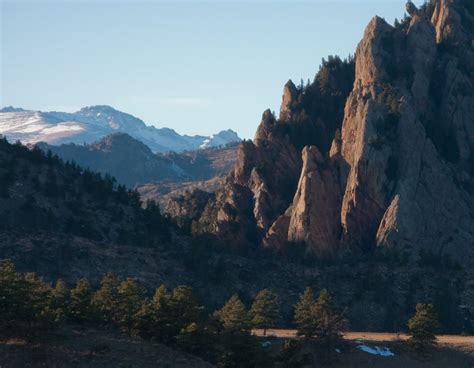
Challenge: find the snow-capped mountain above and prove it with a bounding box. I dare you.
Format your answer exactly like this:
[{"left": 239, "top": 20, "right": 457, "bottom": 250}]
[{"left": 0, "top": 105, "right": 240, "bottom": 153}]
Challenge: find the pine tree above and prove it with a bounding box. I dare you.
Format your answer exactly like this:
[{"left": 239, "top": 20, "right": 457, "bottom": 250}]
[
  {"left": 168, "top": 286, "right": 203, "bottom": 337},
  {"left": 135, "top": 285, "right": 171, "bottom": 341},
  {"left": 249, "top": 289, "right": 280, "bottom": 335},
  {"left": 408, "top": 303, "right": 440, "bottom": 350},
  {"left": 215, "top": 294, "right": 249, "bottom": 333},
  {"left": 294, "top": 287, "right": 317, "bottom": 338},
  {"left": 91, "top": 273, "right": 119, "bottom": 325},
  {"left": 23, "top": 272, "right": 52, "bottom": 325},
  {"left": 114, "top": 278, "right": 145, "bottom": 336},
  {"left": 312, "top": 289, "right": 346, "bottom": 351},
  {"left": 50, "top": 279, "right": 70, "bottom": 324},
  {"left": 68, "top": 278, "right": 92, "bottom": 323},
  {"left": 51, "top": 279, "right": 70, "bottom": 312},
  {"left": 0, "top": 259, "right": 26, "bottom": 327}
]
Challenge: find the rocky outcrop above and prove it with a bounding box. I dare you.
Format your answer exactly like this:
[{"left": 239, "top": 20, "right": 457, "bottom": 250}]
[
  {"left": 170, "top": 0, "right": 473, "bottom": 263},
  {"left": 339, "top": 1, "right": 474, "bottom": 263},
  {"left": 406, "top": 1, "right": 418, "bottom": 16},
  {"left": 287, "top": 146, "right": 343, "bottom": 257},
  {"left": 430, "top": 0, "right": 474, "bottom": 170},
  {"left": 225, "top": 110, "right": 302, "bottom": 238},
  {"left": 339, "top": 16, "right": 400, "bottom": 247},
  {"left": 280, "top": 80, "right": 299, "bottom": 121},
  {"left": 264, "top": 0, "right": 474, "bottom": 260}
]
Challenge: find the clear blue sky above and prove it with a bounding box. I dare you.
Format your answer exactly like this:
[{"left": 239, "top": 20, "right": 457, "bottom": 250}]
[{"left": 1, "top": 0, "right": 422, "bottom": 138}]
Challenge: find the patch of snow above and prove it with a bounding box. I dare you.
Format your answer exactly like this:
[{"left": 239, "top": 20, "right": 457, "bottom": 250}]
[
  {"left": 199, "top": 138, "right": 211, "bottom": 149},
  {"left": 17, "top": 123, "right": 46, "bottom": 133},
  {"left": 356, "top": 344, "right": 395, "bottom": 357},
  {"left": 335, "top": 348, "right": 342, "bottom": 354},
  {"left": 42, "top": 123, "right": 84, "bottom": 134}
]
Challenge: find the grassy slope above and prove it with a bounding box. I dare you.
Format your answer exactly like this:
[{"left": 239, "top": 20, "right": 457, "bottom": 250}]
[
  {"left": 0, "top": 326, "right": 213, "bottom": 368},
  {"left": 4, "top": 327, "right": 473, "bottom": 368}
]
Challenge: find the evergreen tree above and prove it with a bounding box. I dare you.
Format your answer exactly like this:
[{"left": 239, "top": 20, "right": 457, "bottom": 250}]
[
  {"left": 168, "top": 286, "right": 203, "bottom": 337},
  {"left": 294, "top": 287, "right": 317, "bottom": 338},
  {"left": 0, "top": 259, "right": 26, "bottom": 327},
  {"left": 312, "top": 288, "right": 346, "bottom": 351},
  {"left": 215, "top": 295, "right": 249, "bottom": 333},
  {"left": 23, "top": 272, "right": 53, "bottom": 325},
  {"left": 408, "top": 303, "right": 440, "bottom": 350},
  {"left": 51, "top": 279, "right": 70, "bottom": 312},
  {"left": 134, "top": 285, "right": 173, "bottom": 342},
  {"left": 68, "top": 278, "right": 92, "bottom": 323},
  {"left": 114, "top": 278, "right": 145, "bottom": 336},
  {"left": 249, "top": 289, "right": 280, "bottom": 335},
  {"left": 91, "top": 273, "right": 120, "bottom": 325}
]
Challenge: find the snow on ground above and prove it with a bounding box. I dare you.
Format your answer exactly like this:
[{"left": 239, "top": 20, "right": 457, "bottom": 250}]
[
  {"left": 356, "top": 344, "right": 395, "bottom": 357},
  {"left": 42, "top": 123, "right": 84, "bottom": 134}
]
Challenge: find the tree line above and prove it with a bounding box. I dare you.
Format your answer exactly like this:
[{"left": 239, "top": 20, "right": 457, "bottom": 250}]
[{"left": 0, "top": 259, "right": 441, "bottom": 366}]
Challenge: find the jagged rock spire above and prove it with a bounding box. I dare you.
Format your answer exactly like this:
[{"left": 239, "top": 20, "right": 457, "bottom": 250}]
[
  {"left": 279, "top": 79, "right": 298, "bottom": 121},
  {"left": 406, "top": 1, "right": 418, "bottom": 16}
]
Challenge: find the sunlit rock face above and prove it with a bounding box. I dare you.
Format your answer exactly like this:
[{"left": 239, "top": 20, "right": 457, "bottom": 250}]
[
  {"left": 171, "top": 0, "right": 474, "bottom": 264},
  {"left": 339, "top": 1, "right": 474, "bottom": 262}
]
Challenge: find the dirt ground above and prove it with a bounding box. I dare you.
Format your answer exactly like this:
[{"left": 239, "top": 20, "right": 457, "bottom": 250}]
[{"left": 256, "top": 329, "right": 474, "bottom": 345}]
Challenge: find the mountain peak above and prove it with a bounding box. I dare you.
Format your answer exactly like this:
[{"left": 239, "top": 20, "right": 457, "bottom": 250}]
[
  {"left": 0, "top": 106, "right": 240, "bottom": 153},
  {"left": 0, "top": 106, "right": 26, "bottom": 113},
  {"left": 92, "top": 132, "right": 153, "bottom": 155},
  {"left": 75, "top": 105, "right": 147, "bottom": 130},
  {"left": 76, "top": 105, "right": 120, "bottom": 114}
]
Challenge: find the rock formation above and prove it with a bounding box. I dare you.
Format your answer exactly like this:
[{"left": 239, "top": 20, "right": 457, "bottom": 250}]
[
  {"left": 406, "top": 1, "right": 419, "bottom": 16},
  {"left": 286, "top": 146, "right": 343, "bottom": 257},
  {"left": 167, "top": 0, "right": 474, "bottom": 265}
]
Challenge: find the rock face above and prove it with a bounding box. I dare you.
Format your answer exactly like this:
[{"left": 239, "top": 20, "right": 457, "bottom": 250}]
[
  {"left": 287, "top": 146, "right": 343, "bottom": 257},
  {"left": 406, "top": 1, "right": 418, "bottom": 16},
  {"left": 280, "top": 80, "right": 299, "bottom": 121},
  {"left": 169, "top": 0, "right": 474, "bottom": 265},
  {"left": 339, "top": 0, "right": 474, "bottom": 262},
  {"left": 207, "top": 110, "right": 302, "bottom": 246}
]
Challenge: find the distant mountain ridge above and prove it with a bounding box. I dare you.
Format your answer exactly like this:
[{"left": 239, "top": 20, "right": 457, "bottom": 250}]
[
  {"left": 0, "top": 105, "right": 240, "bottom": 153},
  {"left": 37, "top": 133, "right": 239, "bottom": 188}
]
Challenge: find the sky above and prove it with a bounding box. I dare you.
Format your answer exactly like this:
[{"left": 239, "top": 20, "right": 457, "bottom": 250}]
[{"left": 0, "top": 0, "right": 424, "bottom": 139}]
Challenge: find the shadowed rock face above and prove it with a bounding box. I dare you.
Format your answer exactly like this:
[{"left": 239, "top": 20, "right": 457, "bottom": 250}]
[{"left": 167, "top": 0, "right": 474, "bottom": 263}]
